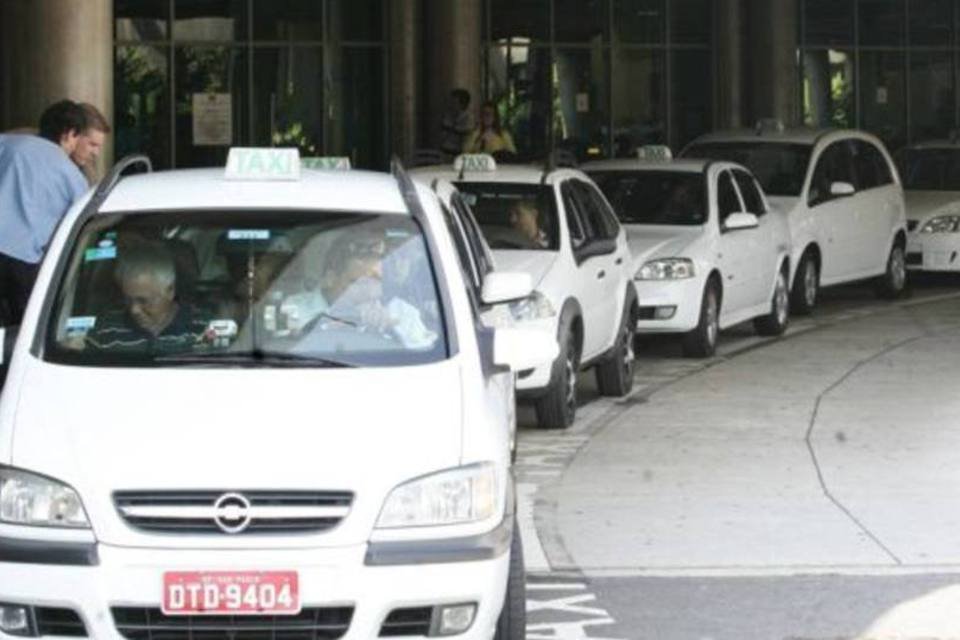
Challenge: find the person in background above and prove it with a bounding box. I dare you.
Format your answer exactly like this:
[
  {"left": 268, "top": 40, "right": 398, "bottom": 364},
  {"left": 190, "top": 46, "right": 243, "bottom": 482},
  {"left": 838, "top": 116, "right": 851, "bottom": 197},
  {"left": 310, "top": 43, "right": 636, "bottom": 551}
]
[
  {"left": 463, "top": 101, "right": 517, "bottom": 157},
  {"left": 72, "top": 103, "right": 111, "bottom": 184},
  {"left": 440, "top": 88, "right": 473, "bottom": 159},
  {"left": 0, "top": 100, "right": 89, "bottom": 325}
]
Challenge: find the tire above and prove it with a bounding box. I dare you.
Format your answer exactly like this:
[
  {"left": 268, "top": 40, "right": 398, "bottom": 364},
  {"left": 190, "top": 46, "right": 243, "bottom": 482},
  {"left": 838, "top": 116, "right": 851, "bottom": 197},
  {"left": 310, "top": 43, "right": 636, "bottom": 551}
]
[
  {"left": 494, "top": 526, "right": 526, "bottom": 640},
  {"left": 754, "top": 267, "right": 790, "bottom": 337},
  {"left": 534, "top": 326, "right": 580, "bottom": 430},
  {"left": 682, "top": 281, "right": 720, "bottom": 358},
  {"left": 875, "top": 243, "right": 907, "bottom": 299},
  {"left": 595, "top": 298, "right": 637, "bottom": 397},
  {"left": 791, "top": 252, "right": 819, "bottom": 316}
]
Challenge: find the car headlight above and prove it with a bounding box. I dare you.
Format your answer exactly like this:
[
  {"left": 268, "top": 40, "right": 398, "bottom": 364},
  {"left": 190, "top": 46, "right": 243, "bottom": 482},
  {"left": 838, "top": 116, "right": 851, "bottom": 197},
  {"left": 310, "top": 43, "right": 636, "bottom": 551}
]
[
  {"left": 376, "top": 463, "right": 500, "bottom": 529},
  {"left": 636, "top": 258, "right": 695, "bottom": 280},
  {"left": 509, "top": 290, "right": 556, "bottom": 322},
  {"left": 0, "top": 467, "right": 90, "bottom": 528},
  {"left": 920, "top": 215, "right": 960, "bottom": 234}
]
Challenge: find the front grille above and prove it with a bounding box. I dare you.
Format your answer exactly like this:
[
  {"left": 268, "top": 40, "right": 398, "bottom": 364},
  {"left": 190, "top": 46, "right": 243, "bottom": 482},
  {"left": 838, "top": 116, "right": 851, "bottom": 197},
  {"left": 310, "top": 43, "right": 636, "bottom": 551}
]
[
  {"left": 906, "top": 252, "right": 922, "bottom": 266},
  {"left": 114, "top": 491, "right": 353, "bottom": 535},
  {"left": 35, "top": 607, "right": 87, "bottom": 637},
  {"left": 112, "top": 607, "right": 353, "bottom": 640},
  {"left": 907, "top": 219, "right": 919, "bottom": 232},
  {"left": 379, "top": 607, "right": 433, "bottom": 637}
]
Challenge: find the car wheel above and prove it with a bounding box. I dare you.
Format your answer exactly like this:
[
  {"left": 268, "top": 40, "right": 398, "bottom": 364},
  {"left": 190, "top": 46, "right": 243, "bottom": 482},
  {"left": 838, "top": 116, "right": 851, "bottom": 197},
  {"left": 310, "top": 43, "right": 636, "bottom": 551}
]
[
  {"left": 875, "top": 243, "right": 908, "bottom": 299},
  {"left": 754, "top": 267, "right": 790, "bottom": 337},
  {"left": 595, "top": 298, "right": 637, "bottom": 397},
  {"left": 682, "top": 281, "right": 719, "bottom": 358},
  {"left": 494, "top": 526, "right": 526, "bottom": 640},
  {"left": 791, "top": 252, "right": 818, "bottom": 315},
  {"left": 534, "top": 327, "right": 580, "bottom": 430}
]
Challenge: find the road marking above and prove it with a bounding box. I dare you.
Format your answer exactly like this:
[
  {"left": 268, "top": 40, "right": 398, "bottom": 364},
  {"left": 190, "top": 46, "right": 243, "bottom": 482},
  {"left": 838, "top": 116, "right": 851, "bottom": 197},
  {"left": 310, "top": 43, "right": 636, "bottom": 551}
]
[{"left": 526, "top": 579, "right": 626, "bottom": 640}]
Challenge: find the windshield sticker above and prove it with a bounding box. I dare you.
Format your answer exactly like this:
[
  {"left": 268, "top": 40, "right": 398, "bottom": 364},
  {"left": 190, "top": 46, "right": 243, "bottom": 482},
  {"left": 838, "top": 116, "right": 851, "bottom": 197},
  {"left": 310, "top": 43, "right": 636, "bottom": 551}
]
[
  {"left": 97, "top": 238, "right": 115, "bottom": 249},
  {"left": 84, "top": 246, "right": 117, "bottom": 262},
  {"left": 228, "top": 229, "right": 271, "bottom": 241},
  {"left": 65, "top": 316, "right": 96, "bottom": 338},
  {"left": 386, "top": 228, "right": 412, "bottom": 239}
]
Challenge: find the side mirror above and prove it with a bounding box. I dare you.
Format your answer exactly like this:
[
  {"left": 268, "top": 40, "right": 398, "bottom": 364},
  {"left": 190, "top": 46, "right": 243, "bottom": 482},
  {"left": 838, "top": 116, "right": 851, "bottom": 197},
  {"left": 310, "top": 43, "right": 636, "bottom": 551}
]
[
  {"left": 830, "top": 181, "right": 856, "bottom": 197},
  {"left": 492, "top": 327, "right": 559, "bottom": 372},
  {"left": 723, "top": 212, "right": 759, "bottom": 231},
  {"left": 481, "top": 271, "right": 533, "bottom": 306},
  {"left": 575, "top": 237, "right": 617, "bottom": 262}
]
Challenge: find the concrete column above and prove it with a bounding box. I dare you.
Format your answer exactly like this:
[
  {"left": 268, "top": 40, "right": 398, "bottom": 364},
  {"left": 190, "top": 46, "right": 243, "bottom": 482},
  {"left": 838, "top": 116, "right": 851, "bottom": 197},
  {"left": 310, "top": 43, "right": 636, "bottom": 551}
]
[
  {"left": 389, "top": 0, "right": 420, "bottom": 163},
  {"left": 1, "top": 0, "right": 113, "bottom": 165},
  {"left": 744, "top": 0, "right": 800, "bottom": 126},
  {"left": 716, "top": 0, "right": 744, "bottom": 129},
  {"left": 424, "top": 0, "right": 482, "bottom": 150}
]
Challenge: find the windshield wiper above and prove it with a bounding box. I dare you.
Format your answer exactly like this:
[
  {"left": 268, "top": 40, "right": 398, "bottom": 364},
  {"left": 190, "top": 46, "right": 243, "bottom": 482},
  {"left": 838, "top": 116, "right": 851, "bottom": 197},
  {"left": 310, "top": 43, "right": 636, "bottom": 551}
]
[{"left": 156, "top": 349, "right": 355, "bottom": 368}]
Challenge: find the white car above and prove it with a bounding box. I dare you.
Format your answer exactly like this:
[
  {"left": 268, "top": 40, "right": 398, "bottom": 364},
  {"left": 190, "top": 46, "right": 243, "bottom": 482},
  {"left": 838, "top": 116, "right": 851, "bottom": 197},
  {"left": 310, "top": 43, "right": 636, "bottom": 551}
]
[
  {"left": 0, "top": 149, "right": 558, "bottom": 640},
  {"left": 413, "top": 155, "right": 638, "bottom": 430},
  {"left": 897, "top": 140, "right": 960, "bottom": 272},
  {"left": 682, "top": 125, "right": 909, "bottom": 312},
  {"left": 583, "top": 155, "right": 793, "bottom": 358}
]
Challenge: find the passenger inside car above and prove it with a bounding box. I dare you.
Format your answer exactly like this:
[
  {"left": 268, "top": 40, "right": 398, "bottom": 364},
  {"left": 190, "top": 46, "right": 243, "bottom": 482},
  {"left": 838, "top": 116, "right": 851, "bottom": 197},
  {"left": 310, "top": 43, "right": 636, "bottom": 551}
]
[{"left": 508, "top": 200, "right": 550, "bottom": 249}]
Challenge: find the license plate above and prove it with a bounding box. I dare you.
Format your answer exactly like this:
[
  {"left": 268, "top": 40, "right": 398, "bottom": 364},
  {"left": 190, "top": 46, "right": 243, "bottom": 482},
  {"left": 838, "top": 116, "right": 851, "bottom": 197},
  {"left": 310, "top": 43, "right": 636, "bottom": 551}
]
[{"left": 162, "top": 571, "right": 300, "bottom": 615}]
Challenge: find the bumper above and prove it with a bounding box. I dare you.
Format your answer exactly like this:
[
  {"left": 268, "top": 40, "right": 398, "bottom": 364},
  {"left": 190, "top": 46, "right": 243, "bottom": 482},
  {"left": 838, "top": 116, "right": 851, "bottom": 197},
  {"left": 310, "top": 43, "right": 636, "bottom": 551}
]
[
  {"left": 514, "top": 316, "right": 559, "bottom": 393},
  {"left": 0, "top": 537, "right": 510, "bottom": 639},
  {"left": 633, "top": 277, "right": 704, "bottom": 334},
  {"left": 906, "top": 234, "right": 960, "bottom": 272}
]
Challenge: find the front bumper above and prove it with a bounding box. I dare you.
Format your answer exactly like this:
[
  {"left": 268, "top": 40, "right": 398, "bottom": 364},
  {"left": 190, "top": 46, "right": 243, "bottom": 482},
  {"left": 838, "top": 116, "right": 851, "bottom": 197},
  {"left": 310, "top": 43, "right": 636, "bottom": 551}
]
[
  {"left": 907, "top": 234, "right": 960, "bottom": 272},
  {"left": 513, "top": 316, "right": 560, "bottom": 394},
  {"left": 633, "top": 277, "right": 704, "bottom": 334},
  {"left": 0, "top": 535, "right": 510, "bottom": 640}
]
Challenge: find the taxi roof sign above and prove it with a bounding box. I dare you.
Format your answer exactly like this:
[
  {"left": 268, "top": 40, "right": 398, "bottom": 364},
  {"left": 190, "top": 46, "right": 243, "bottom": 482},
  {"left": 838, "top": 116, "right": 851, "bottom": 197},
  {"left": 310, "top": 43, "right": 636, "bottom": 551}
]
[
  {"left": 637, "top": 145, "right": 673, "bottom": 161},
  {"left": 225, "top": 148, "right": 300, "bottom": 181},
  {"left": 301, "top": 156, "right": 352, "bottom": 170},
  {"left": 454, "top": 153, "right": 497, "bottom": 173}
]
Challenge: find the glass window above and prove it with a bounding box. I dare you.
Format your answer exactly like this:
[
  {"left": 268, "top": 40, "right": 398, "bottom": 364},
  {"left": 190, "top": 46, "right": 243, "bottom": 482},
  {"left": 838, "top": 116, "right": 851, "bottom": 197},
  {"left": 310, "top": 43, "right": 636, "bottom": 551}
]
[
  {"left": 115, "top": 0, "right": 169, "bottom": 41},
  {"left": 252, "top": 47, "right": 324, "bottom": 155},
  {"left": 455, "top": 182, "right": 560, "bottom": 251},
  {"left": 802, "top": 49, "right": 855, "bottom": 129},
  {"left": 253, "top": 0, "right": 324, "bottom": 41},
  {"left": 45, "top": 212, "right": 447, "bottom": 367},
  {"left": 809, "top": 140, "right": 855, "bottom": 207},
  {"left": 330, "top": 47, "right": 385, "bottom": 169},
  {"left": 717, "top": 171, "right": 742, "bottom": 223},
  {"left": 859, "top": 51, "right": 906, "bottom": 151},
  {"left": 555, "top": 0, "right": 608, "bottom": 43},
  {"left": 682, "top": 142, "right": 813, "bottom": 197},
  {"left": 173, "top": 0, "right": 246, "bottom": 42},
  {"left": 671, "top": 50, "right": 712, "bottom": 149},
  {"left": 612, "top": 49, "right": 666, "bottom": 156},
  {"left": 854, "top": 140, "right": 892, "bottom": 190},
  {"left": 910, "top": 53, "right": 954, "bottom": 144},
  {"left": 588, "top": 170, "right": 707, "bottom": 225},
  {"left": 554, "top": 48, "right": 610, "bottom": 161},
  {"left": 732, "top": 170, "right": 766, "bottom": 215},
  {"left": 561, "top": 183, "right": 587, "bottom": 247},
  {"left": 486, "top": 43, "right": 552, "bottom": 160},
  {"left": 910, "top": 0, "right": 953, "bottom": 46},
  {"left": 614, "top": 0, "right": 665, "bottom": 44},
  {"left": 332, "top": 0, "right": 384, "bottom": 41},
  {"left": 452, "top": 195, "right": 494, "bottom": 278},
  {"left": 440, "top": 203, "right": 483, "bottom": 295},
  {"left": 803, "top": 0, "right": 854, "bottom": 46},
  {"left": 858, "top": 0, "right": 905, "bottom": 47},
  {"left": 490, "top": 0, "right": 550, "bottom": 42},
  {"left": 898, "top": 148, "right": 960, "bottom": 191},
  {"left": 115, "top": 45, "right": 172, "bottom": 170},
  {"left": 575, "top": 181, "right": 620, "bottom": 239},
  {"left": 671, "top": 0, "right": 711, "bottom": 45}
]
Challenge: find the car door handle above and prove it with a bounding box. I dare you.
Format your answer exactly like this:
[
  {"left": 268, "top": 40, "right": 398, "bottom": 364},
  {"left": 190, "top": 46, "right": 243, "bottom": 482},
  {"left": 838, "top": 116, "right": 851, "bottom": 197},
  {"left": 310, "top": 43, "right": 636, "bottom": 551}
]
[
  {"left": 615, "top": 257, "right": 624, "bottom": 265},
  {"left": 597, "top": 270, "right": 606, "bottom": 279}
]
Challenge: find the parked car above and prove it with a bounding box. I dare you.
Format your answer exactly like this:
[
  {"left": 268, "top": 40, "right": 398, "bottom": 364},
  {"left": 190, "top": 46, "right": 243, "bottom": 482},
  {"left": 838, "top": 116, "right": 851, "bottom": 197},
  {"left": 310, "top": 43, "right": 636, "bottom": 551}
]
[
  {"left": 682, "top": 124, "right": 909, "bottom": 312},
  {"left": 584, "top": 151, "right": 793, "bottom": 357},
  {"left": 0, "top": 149, "right": 557, "bottom": 640},
  {"left": 413, "top": 154, "right": 638, "bottom": 430},
  {"left": 896, "top": 140, "right": 960, "bottom": 272}
]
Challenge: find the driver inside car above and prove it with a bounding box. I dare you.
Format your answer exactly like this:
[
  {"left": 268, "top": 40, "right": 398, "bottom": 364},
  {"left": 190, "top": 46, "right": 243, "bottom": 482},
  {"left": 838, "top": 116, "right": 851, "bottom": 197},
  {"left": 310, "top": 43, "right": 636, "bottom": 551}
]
[{"left": 508, "top": 199, "right": 549, "bottom": 249}]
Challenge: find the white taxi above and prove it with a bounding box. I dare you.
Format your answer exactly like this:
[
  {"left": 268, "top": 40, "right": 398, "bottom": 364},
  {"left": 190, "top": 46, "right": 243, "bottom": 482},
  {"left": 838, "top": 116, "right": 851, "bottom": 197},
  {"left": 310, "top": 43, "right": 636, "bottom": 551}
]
[
  {"left": 584, "top": 150, "right": 793, "bottom": 357},
  {"left": 413, "top": 155, "right": 638, "bottom": 430},
  {"left": 0, "top": 149, "right": 556, "bottom": 640},
  {"left": 897, "top": 140, "right": 960, "bottom": 272},
  {"left": 682, "top": 124, "right": 909, "bottom": 312}
]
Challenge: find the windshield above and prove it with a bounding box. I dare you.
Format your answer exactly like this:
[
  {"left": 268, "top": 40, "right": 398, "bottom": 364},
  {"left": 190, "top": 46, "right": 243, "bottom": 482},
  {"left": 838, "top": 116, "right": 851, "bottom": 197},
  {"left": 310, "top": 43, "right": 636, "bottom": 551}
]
[
  {"left": 454, "top": 182, "right": 559, "bottom": 251},
  {"left": 897, "top": 148, "right": 960, "bottom": 191},
  {"left": 588, "top": 170, "right": 707, "bottom": 226},
  {"left": 44, "top": 211, "right": 447, "bottom": 367},
  {"left": 683, "top": 142, "right": 812, "bottom": 197}
]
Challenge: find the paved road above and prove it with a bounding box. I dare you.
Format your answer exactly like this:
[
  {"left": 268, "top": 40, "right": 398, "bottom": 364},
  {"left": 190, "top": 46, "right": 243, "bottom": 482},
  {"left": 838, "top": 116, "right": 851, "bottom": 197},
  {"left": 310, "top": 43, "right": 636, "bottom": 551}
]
[{"left": 517, "top": 276, "right": 960, "bottom": 639}]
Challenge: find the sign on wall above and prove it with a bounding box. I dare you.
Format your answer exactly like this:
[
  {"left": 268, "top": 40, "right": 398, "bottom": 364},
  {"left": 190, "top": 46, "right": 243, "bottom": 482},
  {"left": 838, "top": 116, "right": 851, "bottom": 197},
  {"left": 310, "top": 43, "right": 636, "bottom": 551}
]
[{"left": 192, "top": 93, "right": 232, "bottom": 146}]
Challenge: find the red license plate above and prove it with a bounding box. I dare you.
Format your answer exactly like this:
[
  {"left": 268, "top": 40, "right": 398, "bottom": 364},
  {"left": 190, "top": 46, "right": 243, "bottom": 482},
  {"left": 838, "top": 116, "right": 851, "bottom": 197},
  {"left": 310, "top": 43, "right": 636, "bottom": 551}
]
[{"left": 162, "top": 571, "right": 300, "bottom": 615}]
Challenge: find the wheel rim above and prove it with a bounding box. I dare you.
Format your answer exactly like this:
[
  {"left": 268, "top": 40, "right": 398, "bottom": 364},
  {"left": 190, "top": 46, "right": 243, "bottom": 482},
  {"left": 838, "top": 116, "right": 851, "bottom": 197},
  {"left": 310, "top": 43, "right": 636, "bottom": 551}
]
[
  {"left": 564, "top": 340, "right": 578, "bottom": 413},
  {"left": 804, "top": 260, "right": 818, "bottom": 308},
  {"left": 775, "top": 272, "right": 789, "bottom": 326},
  {"left": 890, "top": 247, "right": 906, "bottom": 291},
  {"left": 705, "top": 290, "right": 718, "bottom": 348},
  {"left": 621, "top": 321, "right": 635, "bottom": 378}
]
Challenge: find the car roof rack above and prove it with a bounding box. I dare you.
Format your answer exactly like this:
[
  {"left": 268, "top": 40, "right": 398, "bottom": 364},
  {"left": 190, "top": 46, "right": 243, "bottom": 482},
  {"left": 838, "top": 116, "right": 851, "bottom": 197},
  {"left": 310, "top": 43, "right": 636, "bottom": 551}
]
[{"left": 82, "top": 154, "right": 153, "bottom": 217}]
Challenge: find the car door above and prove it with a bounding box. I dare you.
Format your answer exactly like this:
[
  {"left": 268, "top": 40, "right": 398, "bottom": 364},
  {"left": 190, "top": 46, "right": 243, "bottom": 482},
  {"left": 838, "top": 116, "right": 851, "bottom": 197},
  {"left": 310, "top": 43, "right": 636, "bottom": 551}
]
[
  {"left": 854, "top": 140, "right": 900, "bottom": 274},
  {"left": 714, "top": 168, "right": 758, "bottom": 319},
  {"left": 732, "top": 167, "right": 778, "bottom": 308},
  {"left": 806, "top": 140, "right": 861, "bottom": 283}
]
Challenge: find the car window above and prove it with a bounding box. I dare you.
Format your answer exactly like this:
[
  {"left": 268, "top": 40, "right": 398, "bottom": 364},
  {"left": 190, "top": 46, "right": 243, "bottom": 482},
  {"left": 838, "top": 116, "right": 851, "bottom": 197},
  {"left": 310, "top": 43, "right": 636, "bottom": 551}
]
[
  {"left": 576, "top": 180, "right": 620, "bottom": 240},
  {"left": 43, "top": 211, "right": 447, "bottom": 368},
  {"left": 589, "top": 170, "right": 708, "bottom": 226},
  {"left": 717, "top": 170, "right": 743, "bottom": 224},
  {"left": 561, "top": 181, "right": 588, "bottom": 248},
  {"left": 439, "top": 200, "right": 483, "bottom": 301},
  {"left": 682, "top": 142, "right": 813, "bottom": 197},
  {"left": 808, "top": 140, "right": 856, "bottom": 207},
  {"left": 855, "top": 141, "right": 894, "bottom": 191},
  {"left": 732, "top": 169, "right": 766, "bottom": 215},
  {"left": 897, "top": 148, "right": 960, "bottom": 190},
  {"left": 455, "top": 182, "right": 559, "bottom": 251},
  {"left": 451, "top": 193, "right": 494, "bottom": 278}
]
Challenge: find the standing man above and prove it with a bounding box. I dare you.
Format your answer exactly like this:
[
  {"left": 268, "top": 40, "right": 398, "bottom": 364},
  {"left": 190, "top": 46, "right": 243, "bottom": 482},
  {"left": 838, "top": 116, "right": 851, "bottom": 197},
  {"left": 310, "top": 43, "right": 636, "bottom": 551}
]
[
  {"left": 0, "top": 100, "right": 89, "bottom": 325},
  {"left": 440, "top": 89, "right": 473, "bottom": 159},
  {"left": 72, "top": 103, "right": 111, "bottom": 184}
]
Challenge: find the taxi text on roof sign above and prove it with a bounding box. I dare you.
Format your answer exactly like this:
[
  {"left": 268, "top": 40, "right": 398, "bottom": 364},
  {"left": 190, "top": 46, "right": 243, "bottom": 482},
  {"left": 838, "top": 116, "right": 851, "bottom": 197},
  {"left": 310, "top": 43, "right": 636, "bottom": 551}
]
[
  {"left": 453, "top": 154, "right": 497, "bottom": 173},
  {"left": 637, "top": 145, "right": 673, "bottom": 161},
  {"left": 301, "top": 157, "right": 352, "bottom": 170},
  {"left": 225, "top": 148, "right": 301, "bottom": 181}
]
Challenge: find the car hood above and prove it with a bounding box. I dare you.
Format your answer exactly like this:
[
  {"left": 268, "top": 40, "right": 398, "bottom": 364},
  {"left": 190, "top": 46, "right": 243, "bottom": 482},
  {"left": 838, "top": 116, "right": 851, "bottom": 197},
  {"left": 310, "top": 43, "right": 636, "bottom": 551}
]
[
  {"left": 624, "top": 225, "right": 702, "bottom": 265},
  {"left": 904, "top": 191, "right": 960, "bottom": 223},
  {"left": 491, "top": 250, "right": 559, "bottom": 289},
  {"left": 8, "top": 359, "right": 464, "bottom": 546}
]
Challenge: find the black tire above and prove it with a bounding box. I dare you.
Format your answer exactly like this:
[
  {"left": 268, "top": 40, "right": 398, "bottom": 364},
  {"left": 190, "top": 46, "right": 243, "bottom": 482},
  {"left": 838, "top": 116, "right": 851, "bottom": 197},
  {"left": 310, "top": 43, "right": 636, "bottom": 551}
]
[
  {"left": 791, "top": 252, "right": 819, "bottom": 316},
  {"left": 875, "top": 243, "right": 908, "bottom": 299},
  {"left": 682, "top": 280, "right": 720, "bottom": 358},
  {"left": 595, "top": 298, "right": 637, "bottom": 397},
  {"left": 534, "top": 325, "right": 580, "bottom": 430},
  {"left": 754, "top": 267, "right": 790, "bottom": 337},
  {"left": 494, "top": 526, "right": 526, "bottom": 640}
]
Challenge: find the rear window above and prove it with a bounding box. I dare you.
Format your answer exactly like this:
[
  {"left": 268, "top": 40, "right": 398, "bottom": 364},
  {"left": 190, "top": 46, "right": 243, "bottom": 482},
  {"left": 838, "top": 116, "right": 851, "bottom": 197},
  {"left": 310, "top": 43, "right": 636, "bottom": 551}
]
[
  {"left": 43, "top": 211, "right": 447, "bottom": 367},
  {"left": 897, "top": 148, "right": 960, "bottom": 191},
  {"left": 455, "top": 182, "right": 559, "bottom": 251},
  {"left": 588, "top": 170, "right": 707, "bottom": 226},
  {"left": 683, "top": 142, "right": 813, "bottom": 197}
]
